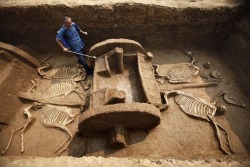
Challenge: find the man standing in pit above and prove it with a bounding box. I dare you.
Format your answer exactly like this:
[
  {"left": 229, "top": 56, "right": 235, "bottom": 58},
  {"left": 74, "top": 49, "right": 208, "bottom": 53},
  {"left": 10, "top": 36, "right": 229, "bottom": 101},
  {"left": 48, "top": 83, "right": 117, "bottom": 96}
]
[{"left": 56, "top": 16, "right": 92, "bottom": 74}]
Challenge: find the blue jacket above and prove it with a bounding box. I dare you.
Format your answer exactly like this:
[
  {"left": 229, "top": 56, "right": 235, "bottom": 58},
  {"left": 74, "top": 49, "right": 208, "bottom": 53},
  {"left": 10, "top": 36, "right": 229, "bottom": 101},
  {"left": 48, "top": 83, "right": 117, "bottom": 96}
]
[{"left": 56, "top": 22, "right": 84, "bottom": 52}]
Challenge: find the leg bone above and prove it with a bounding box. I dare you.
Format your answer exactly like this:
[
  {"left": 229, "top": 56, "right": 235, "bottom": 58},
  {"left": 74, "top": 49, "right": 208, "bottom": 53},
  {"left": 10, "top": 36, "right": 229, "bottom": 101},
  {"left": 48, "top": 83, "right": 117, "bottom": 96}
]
[
  {"left": 216, "top": 122, "right": 234, "bottom": 154},
  {"left": 54, "top": 126, "right": 73, "bottom": 155},
  {"left": 209, "top": 116, "right": 232, "bottom": 155},
  {"left": 2, "top": 126, "right": 24, "bottom": 154},
  {"left": 20, "top": 120, "right": 33, "bottom": 153}
]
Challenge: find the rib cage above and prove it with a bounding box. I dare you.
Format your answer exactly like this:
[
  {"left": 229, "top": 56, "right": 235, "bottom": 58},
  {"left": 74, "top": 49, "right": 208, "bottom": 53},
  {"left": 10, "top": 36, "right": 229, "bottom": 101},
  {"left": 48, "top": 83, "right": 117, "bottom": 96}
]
[
  {"left": 37, "top": 63, "right": 86, "bottom": 81},
  {"left": 155, "top": 51, "right": 199, "bottom": 83},
  {"left": 42, "top": 81, "right": 77, "bottom": 98},
  {"left": 167, "top": 64, "right": 199, "bottom": 83},
  {"left": 46, "top": 105, "right": 79, "bottom": 117},
  {"left": 51, "top": 66, "right": 82, "bottom": 79},
  {"left": 38, "top": 105, "right": 74, "bottom": 127},
  {"left": 174, "top": 92, "right": 216, "bottom": 120}
]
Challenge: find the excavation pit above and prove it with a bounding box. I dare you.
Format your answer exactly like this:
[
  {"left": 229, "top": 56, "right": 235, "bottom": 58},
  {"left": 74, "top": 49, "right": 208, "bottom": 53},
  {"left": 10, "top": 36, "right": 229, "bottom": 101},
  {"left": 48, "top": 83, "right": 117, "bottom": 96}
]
[{"left": 0, "top": 0, "right": 250, "bottom": 166}]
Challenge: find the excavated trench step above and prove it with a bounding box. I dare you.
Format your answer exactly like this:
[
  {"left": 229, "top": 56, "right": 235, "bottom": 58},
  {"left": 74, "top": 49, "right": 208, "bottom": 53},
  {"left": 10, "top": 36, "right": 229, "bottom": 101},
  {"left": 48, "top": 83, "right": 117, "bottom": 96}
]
[{"left": 0, "top": 0, "right": 250, "bottom": 166}]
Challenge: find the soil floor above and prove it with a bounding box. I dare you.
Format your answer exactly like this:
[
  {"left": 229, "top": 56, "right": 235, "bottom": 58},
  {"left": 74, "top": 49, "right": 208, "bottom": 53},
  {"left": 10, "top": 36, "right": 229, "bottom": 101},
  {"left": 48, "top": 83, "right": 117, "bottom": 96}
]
[{"left": 0, "top": 45, "right": 249, "bottom": 158}]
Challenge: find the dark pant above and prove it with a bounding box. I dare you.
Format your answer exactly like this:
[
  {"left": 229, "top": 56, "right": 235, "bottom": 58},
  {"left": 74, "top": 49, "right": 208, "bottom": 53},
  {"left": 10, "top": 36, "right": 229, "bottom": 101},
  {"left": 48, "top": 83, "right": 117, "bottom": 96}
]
[
  {"left": 76, "top": 50, "right": 93, "bottom": 75},
  {"left": 76, "top": 50, "right": 86, "bottom": 66}
]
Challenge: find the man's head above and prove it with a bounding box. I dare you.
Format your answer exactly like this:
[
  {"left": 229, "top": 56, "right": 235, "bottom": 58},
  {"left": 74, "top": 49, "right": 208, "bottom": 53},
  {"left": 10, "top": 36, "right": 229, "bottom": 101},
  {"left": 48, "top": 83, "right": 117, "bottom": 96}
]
[{"left": 62, "top": 16, "right": 72, "bottom": 28}]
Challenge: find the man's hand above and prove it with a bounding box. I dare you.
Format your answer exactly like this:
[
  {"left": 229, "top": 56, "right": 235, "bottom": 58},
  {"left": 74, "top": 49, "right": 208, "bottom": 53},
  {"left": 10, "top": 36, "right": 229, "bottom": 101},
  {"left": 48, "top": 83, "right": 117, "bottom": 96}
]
[
  {"left": 63, "top": 47, "right": 69, "bottom": 52},
  {"left": 80, "top": 30, "right": 88, "bottom": 36}
]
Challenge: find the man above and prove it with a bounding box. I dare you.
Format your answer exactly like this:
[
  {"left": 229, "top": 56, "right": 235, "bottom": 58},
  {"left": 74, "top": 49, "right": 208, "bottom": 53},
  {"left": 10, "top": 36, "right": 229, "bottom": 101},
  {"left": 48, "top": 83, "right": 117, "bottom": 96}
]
[{"left": 56, "top": 16, "right": 92, "bottom": 74}]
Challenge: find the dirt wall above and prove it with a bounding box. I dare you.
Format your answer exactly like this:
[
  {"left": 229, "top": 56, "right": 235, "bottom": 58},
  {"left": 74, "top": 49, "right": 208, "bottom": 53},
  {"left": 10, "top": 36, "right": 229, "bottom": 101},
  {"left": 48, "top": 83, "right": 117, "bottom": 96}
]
[
  {"left": 221, "top": 3, "right": 250, "bottom": 96},
  {"left": 0, "top": 3, "right": 241, "bottom": 53}
]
